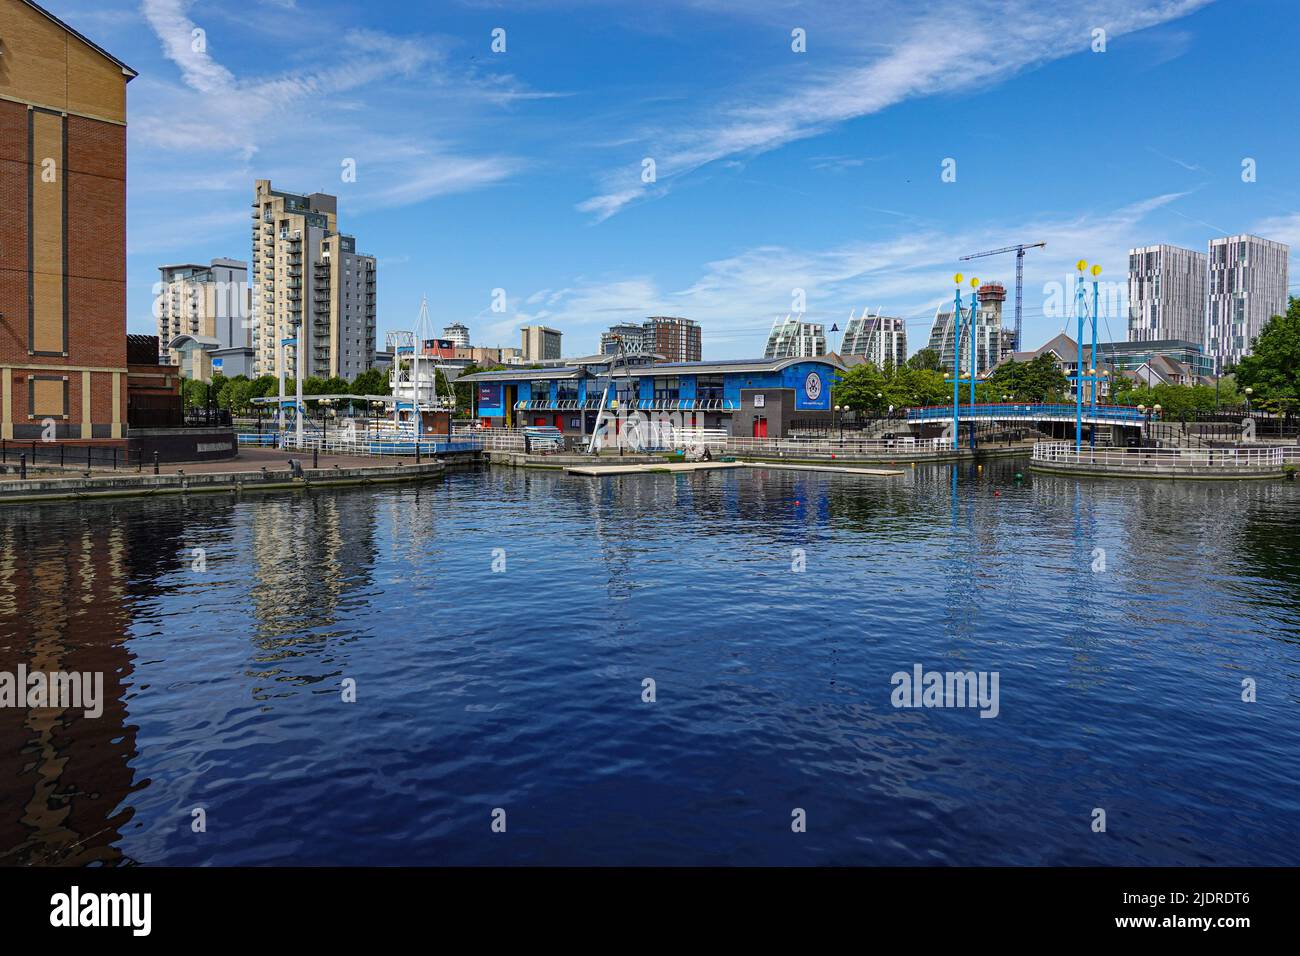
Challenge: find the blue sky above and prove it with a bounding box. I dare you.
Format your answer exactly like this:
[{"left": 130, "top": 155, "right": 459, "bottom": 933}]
[{"left": 45, "top": 0, "right": 1300, "bottom": 359}]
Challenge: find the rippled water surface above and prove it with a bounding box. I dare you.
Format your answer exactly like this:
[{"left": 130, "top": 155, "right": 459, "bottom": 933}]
[{"left": 1, "top": 459, "right": 1298, "bottom": 865}]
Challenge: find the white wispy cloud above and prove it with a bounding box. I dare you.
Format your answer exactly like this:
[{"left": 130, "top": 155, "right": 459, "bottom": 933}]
[
  {"left": 515, "top": 191, "right": 1188, "bottom": 355},
  {"left": 578, "top": 0, "right": 1214, "bottom": 220},
  {"left": 135, "top": 0, "right": 521, "bottom": 204}
]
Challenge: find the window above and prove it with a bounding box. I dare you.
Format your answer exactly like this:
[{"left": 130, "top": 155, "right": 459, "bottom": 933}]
[
  {"left": 530, "top": 380, "right": 553, "bottom": 404},
  {"left": 29, "top": 376, "right": 68, "bottom": 418},
  {"left": 557, "top": 380, "right": 579, "bottom": 403},
  {"left": 696, "top": 375, "right": 725, "bottom": 402},
  {"left": 654, "top": 377, "right": 679, "bottom": 403},
  {"left": 615, "top": 377, "right": 639, "bottom": 406}
]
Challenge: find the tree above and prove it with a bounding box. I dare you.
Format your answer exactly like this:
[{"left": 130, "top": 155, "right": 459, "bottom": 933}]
[
  {"left": 1109, "top": 381, "right": 1222, "bottom": 419},
  {"left": 832, "top": 362, "right": 957, "bottom": 410},
  {"left": 985, "top": 354, "right": 1070, "bottom": 403},
  {"left": 226, "top": 378, "right": 256, "bottom": 414},
  {"left": 1234, "top": 297, "right": 1300, "bottom": 406},
  {"left": 250, "top": 375, "right": 280, "bottom": 398},
  {"left": 181, "top": 377, "right": 213, "bottom": 409},
  {"left": 214, "top": 374, "right": 249, "bottom": 411},
  {"left": 907, "top": 348, "right": 941, "bottom": 372},
  {"left": 351, "top": 367, "right": 389, "bottom": 397},
  {"left": 831, "top": 362, "right": 888, "bottom": 410}
]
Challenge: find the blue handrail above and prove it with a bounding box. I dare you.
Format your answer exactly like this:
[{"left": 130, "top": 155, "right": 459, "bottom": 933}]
[{"left": 904, "top": 403, "right": 1152, "bottom": 423}]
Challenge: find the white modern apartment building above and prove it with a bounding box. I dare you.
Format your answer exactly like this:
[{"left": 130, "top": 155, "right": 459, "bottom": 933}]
[
  {"left": 1127, "top": 244, "right": 1208, "bottom": 345},
  {"left": 443, "top": 322, "right": 471, "bottom": 348},
  {"left": 926, "top": 284, "right": 1005, "bottom": 375},
  {"left": 840, "top": 312, "right": 907, "bottom": 368},
  {"left": 1206, "top": 234, "right": 1289, "bottom": 371},
  {"left": 251, "top": 180, "right": 376, "bottom": 381},
  {"left": 156, "top": 258, "right": 251, "bottom": 380},
  {"left": 764, "top": 316, "right": 826, "bottom": 358},
  {"left": 600, "top": 322, "right": 647, "bottom": 355}
]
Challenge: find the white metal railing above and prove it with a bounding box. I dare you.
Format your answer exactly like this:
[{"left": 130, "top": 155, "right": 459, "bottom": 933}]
[
  {"left": 1032, "top": 441, "right": 1284, "bottom": 469},
  {"left": 451, "top": 426, "right": 527, "bottom": 450},
  {"left": 723, "top": 435, "right": 949, "bottom": 456},
  {"left": 279, "top": 433, "right": 485, "bottom": 455}
]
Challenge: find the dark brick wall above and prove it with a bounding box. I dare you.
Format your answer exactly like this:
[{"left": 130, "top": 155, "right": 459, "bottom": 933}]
[{"left": 0, "top": 100, "right": 128, "bottom": 438}]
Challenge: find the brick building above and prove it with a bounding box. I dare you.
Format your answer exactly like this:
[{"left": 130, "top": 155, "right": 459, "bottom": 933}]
[{"left": 0, "top": 0, "right": 135, "bottom": 443}]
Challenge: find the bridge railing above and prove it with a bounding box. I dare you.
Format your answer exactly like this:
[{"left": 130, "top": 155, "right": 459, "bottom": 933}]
[
  {"left": 1032, "top": 441, "right": 1284, "bottom": 469},
  {"left": 907, "top": 403, "right": 1151, "bottom": 424}
]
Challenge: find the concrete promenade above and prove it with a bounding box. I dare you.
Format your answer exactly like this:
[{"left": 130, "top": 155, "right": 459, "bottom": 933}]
[
  {"left": 1029, "top": 441, "right": 1294, "bottom": 480},
  {"left": 0, "top": 448, "right": 445, "bottom": 504}
]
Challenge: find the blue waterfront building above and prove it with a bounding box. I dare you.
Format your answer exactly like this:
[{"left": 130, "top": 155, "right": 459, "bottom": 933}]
[{"left": 458, "top": 353, "right": 845, "bottom": 438}]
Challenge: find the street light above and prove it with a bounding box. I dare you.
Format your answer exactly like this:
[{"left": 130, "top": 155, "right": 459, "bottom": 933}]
[{"left": 1245, "top": 386, "right": 1254, "bottom": 414}]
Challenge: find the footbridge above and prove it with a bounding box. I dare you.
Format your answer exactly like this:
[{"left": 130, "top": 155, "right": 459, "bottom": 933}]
[{"left": 905, "top": 403, "right": 1152, "bottom": 428}]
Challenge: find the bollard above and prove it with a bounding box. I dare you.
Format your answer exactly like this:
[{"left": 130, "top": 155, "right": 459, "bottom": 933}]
[
  {"left": 20, "top": 453, "right": 27, "bottom": 480},
  {"left": 313, "top": 447, "right": 318, "bottom": 469},
  {"left": 153, "top": 451, "right": 160, "bottom": 475}
]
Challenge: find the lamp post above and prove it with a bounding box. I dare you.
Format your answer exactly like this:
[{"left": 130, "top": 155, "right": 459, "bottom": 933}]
[
  {"left": 1073, "top": 259, "right": 1087, "bottom": 455},
  {"left": 951, "top": 273, "right": 964, "bottom": 451},
  {"left": 834, "top": 405, "right": 843, "bottom": 443},
  {"left": 1089, "top": 264, "right": 1101, "bottom": 449},
  {"left": 1244, "top": 386, "right": 1254, "bottom": 414},
  {"left": 968, "top": 277, "right": 979, "bottom": 452}
]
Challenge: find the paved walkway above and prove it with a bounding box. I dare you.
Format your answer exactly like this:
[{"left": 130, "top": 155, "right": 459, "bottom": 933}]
[
  {"left": 159, "top": 447, "right": 431, "bottom": 474},
  {"left": 16, "top": 447, "right": 431, "bottom": 478}
]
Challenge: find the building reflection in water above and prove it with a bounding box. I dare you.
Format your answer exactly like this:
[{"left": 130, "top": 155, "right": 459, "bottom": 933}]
[
  {"left": 243, "top": 493, "right": 381, "bottom": 696},
  {"left": 0, "top": 501, "right": 192, "bottom": 865}
]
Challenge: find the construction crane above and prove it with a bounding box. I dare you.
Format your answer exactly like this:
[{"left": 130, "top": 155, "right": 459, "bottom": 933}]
[{"left": 959, "top": 241, "right": 1046, "bottom": 352}]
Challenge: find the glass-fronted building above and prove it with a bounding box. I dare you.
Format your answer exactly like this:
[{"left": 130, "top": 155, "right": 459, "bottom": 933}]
[
  {"left": 458, "top": 355, "right": 845, "bottom": 438},
  {"left": 1096, "top": 339, "right": 1215, "bottom": 379}
]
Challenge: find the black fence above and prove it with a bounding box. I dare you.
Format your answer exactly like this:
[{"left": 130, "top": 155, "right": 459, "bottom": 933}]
[
  {"left": 0, "top": 441, "right": 142, "bottom": 472},
  {"left": 789, "top": 412, "right": 908, "bottom": 435},
  {"left": 127, "top": 396, "right": 232, "bottom": 429},
  {"left": 1189, "top": 406, "right": 1299, "bottom": 439},
  {"left": 184, "top": 407, "right": 233, "bottom": 427}
]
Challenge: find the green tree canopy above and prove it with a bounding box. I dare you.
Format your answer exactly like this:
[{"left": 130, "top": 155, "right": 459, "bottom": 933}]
[
  {"left": 984, "top": 354, "right": 1070, "bottom": 403},
  {"left": 350, "top": 367, "right": 390, "bottom": 396},
  {"left": 1234, "top": 297, "right": 1300, "bottom": 407},
  {"left": 832, "top": 361, "right": 989, "bottom": 410},
  {"left": 907, "top": 348, "right": 941, "bottom": 372}
]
